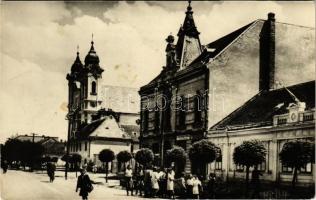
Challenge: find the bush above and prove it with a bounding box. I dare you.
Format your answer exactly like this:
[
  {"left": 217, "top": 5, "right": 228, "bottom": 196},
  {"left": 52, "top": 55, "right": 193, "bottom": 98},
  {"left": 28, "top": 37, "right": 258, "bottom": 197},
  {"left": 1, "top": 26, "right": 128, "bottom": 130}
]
[{"left": 135, "top": 148, "right": 154, "bottom": 168}]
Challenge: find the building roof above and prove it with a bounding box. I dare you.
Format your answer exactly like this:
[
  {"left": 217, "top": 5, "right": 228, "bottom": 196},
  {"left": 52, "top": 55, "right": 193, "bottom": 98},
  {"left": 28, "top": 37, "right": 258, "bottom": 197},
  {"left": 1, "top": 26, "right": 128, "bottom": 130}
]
[
  {"left": 15, "top": 135, "right": 59, "bottom": 143},
  {"left": 211, "top": 81, "right": 315, "bottom": 130},
  {"left": 190, "top": 21, "right": 256, "bottom": 66},
  {"left": 77, "top": 115, "right": 132, "bottom": 140}
]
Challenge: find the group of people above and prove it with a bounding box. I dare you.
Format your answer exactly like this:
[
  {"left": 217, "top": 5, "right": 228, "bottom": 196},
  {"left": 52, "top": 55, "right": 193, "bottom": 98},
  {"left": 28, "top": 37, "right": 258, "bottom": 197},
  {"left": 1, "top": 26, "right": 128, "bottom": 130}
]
[{"left": 124, "top": 165, "right": 210, "bottom": 199}]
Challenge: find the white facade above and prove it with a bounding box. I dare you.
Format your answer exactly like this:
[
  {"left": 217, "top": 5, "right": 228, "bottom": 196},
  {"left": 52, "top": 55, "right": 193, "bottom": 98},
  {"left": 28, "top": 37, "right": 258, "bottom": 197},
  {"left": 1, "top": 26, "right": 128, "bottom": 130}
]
[{"left": 207, "top": 109, "right": 315, "bottom": 186}]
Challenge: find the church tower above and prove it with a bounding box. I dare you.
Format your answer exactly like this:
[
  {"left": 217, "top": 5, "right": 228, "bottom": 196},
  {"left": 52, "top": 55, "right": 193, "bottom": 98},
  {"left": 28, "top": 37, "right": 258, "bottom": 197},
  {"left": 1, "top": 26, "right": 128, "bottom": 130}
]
[
  {"left": 81, "top": 39, "right": 104, "bottom": 124},
  {"left": 66, "top": 48, "right": 84, "bottom": 139},
  {"left": 176, "top": 1, "right": 202, "bottom": 69}
]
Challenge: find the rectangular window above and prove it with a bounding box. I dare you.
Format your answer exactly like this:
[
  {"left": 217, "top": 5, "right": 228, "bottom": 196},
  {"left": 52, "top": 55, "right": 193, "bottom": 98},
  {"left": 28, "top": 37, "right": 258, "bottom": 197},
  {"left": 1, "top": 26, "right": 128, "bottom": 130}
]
[
  {"left": 177, "top": 96, "right": 186, "bottom": 129},
  {"left": 281, "top": 163, "right": 293, "bottom": 173},
  {"left": 154, "top": 109, "right": 160, "bottom": 132},
  {"left": 143, "top": 110, "right": 149, "bottom": 132},
  {"left": 85, "top": 141, "right": 88, "bottom": 151},
  {"left": 79, "top": 142, "right": 82, "bottom": 151},
  {"left": 300, "top": 163, "right": 312, "bottom": 173},
  {"left": 236, "top": 164, "right": 244, "bottom": 171},
  {"left": 194, "top": 93, "right": 202, "bottom": 124},
  {"left": 257, "top": 160, "right": 266, "bottom": 171},
  {"left": 215, "top": 161, "right": 222, "bottom": 170}
]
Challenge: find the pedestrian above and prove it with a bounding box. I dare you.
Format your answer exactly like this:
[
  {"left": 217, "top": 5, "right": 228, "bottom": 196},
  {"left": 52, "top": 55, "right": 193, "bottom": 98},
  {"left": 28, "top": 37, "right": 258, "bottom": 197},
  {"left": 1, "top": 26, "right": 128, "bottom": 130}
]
[
  {"left": 151, "top": 167, "right": 160, "bottom": 197},
  {"left": 125, "top": 165, "right": 134, "bottom": 196},
  {"left": 76, "top": 168, "right": 93, "bottom": 200},
  {"left": 179, "top": 172, "right": 187, "bottom": 199},
  {"left": 186, "top": 174, "right": 193, "bottom": 198},
  {"left": 192, "top": 175, "right": 202, "bottom": 199},
  {"left": 144, "top": 166, "right": 153, "bottom": 197},
  {"left": 158, "top": 168, "right": 167, "bottom": 198},
  {"left": 46, "top": 162, "right": 56, "bottom": 182},
  {"left": 2, "top": 160, "right": 8, "bottom": 174},
  {"left": 135, "top": 165, "right": 144, "bottom": 196},
  {"left": 251, "top": 165, "right": 262, "bottom": 198},
  {"left": 167, "top": 168, "right": 175, "bottom": 199},
  {"left": 207, "top": 173, "right": 216, "bottom": 198}
]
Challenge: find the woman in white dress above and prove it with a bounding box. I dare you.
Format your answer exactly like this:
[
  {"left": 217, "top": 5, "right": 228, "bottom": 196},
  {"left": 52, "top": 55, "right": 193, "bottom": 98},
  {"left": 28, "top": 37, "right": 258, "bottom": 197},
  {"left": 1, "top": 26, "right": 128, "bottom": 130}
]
[
  {"left": 166, "top": 168, "right": 175, "bottom": 199},
  {"left": 192, "top": 175, "right": 202, "bottom": 199},
  {"left": 151, "top": 167, "right": 160, "bottom": 197}
]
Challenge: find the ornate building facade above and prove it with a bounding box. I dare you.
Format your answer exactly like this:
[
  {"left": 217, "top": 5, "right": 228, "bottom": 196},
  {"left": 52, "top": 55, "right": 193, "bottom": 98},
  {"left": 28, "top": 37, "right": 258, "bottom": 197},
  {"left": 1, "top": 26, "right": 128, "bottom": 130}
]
[{"left": 139, "top": 1, "right": 314, "bottom": 174}]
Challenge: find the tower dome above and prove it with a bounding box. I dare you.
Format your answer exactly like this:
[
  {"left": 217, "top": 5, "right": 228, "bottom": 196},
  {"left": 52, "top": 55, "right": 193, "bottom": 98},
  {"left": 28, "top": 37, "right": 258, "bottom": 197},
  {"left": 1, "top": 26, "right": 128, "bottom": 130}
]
[
  {"left": 84, "top": 41, "right": 100, "bottom": 65},
  {"left": 71, "top": 50, "right": 83, "bottom": 73}
]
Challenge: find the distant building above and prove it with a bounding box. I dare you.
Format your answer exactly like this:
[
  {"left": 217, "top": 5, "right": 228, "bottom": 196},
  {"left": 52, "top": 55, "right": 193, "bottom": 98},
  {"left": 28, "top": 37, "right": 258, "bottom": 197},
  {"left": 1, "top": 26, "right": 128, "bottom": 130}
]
[
  {"left": 14, "top": 134, "right": 65, "bottom": 159},
  {"left": 66, "top": 40, "right": 139, "bottom": 172},
  {"left": 139, "top": 1, "right": 314, "bottom": 173},
  {"left": 208, "top": 81, "right": 315, "bottom": 186}
]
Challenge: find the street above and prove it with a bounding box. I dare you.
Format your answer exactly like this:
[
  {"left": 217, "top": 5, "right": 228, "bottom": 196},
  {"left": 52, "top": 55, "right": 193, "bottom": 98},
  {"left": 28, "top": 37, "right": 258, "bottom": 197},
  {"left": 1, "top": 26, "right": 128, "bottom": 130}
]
[{"left": 0, "top": 170, "right": 141, "bottom": 200}]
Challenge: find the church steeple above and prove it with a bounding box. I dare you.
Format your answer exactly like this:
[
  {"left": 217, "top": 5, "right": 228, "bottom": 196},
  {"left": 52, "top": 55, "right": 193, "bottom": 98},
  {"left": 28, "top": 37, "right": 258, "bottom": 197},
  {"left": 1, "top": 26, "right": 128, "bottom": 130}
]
[
  {"left": 178, "top": 0, "right": 200, "bottom": 38},
  {"left": 71, "top": 45, "right": 83, "bottom": 74},
  {"left": 176, "top": 1, "right": 202, "bottom": 69},
  {"left": 84, "top": 35, "right": 104, "bottom": 77}
]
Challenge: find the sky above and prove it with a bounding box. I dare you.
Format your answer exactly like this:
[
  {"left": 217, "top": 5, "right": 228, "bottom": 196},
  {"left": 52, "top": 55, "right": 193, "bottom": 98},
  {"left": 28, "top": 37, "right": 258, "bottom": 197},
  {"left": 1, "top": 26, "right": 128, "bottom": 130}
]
[{"left": 0, "top": 1, "right": 314, "bottom": 143}]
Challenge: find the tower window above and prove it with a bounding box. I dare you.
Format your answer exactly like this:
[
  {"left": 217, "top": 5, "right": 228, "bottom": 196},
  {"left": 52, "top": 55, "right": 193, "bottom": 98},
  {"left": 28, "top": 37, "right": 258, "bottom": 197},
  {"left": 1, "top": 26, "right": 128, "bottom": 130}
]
[{"left": 91, "top": 81, "right": 97, "bottom": 95}]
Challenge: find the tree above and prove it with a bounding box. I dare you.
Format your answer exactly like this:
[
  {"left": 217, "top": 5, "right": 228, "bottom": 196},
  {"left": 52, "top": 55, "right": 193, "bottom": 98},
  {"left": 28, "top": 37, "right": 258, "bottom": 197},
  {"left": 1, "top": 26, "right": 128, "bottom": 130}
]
[
  {"left": 117, "top": 150, "right": 132, "bottom": 171},
  {"left": 71, "top": 153, "right": 82, "bottom": 177},
  {"left": 189, "top": 139, "right": 218, "bottom": 177},
  {"left": 135, "top": 148, "right": 154, "bottom": 168},
  {"left": 233, "top": 140, "right": 266, "bottom": 186},
  {"left": 99, "top": 149, "right": 115, "bottom": 183},
  {"left": 279, "top": 140, "right": 314, "bottom": 188},
  {"left": 166, "top": 146, "right": 187, "bottom": 176}
]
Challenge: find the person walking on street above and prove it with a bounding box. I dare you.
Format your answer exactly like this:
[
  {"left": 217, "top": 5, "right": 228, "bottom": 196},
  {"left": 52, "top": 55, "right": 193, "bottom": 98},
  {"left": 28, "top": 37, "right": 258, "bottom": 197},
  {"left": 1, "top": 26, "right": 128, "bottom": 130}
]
[
  {"left": 167, "top": 168, "right": 175, "bottom": 199},
  {"left": 125, "top": 165, "right": 134, "bottom": 196},
  {"left": 2, "top": 160, "right": 8, "bottom": 174},
  {"left": 76, "top": 168, "right": 93, "bottom": 200},
  {"left": 46, "top": 162, "right": 56, "bottom": 182},
  {"left": 192, "top": 175, "right": 202, "bottom": 199}
]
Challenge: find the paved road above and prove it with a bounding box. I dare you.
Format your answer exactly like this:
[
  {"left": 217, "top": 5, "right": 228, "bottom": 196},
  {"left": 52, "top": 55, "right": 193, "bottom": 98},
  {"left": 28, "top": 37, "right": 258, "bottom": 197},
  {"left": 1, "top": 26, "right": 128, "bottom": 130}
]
[{"left": 0, "top": 170, "right": 141, "bottom": 200}]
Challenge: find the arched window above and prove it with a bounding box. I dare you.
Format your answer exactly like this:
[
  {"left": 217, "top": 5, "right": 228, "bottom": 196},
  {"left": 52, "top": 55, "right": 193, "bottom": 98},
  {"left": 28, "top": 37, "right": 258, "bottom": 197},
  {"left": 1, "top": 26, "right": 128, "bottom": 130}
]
[{"left": 91, "top": 81, "right": 96, "bottom": 94}]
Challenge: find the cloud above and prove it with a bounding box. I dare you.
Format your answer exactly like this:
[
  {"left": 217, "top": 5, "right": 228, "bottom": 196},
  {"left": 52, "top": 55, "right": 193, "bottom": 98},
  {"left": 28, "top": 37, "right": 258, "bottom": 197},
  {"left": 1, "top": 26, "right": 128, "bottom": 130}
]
[{"left": 0, "top": 1, "right": 314, "bottom": 142}]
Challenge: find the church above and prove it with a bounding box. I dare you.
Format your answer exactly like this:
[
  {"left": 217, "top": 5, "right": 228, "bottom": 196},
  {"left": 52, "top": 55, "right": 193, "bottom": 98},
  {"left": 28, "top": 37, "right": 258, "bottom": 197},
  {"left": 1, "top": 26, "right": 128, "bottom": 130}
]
[
  {"left": 138, "top": 1, "right": 315, "bottom": 176},
  {"left": 66, "top": 40, "right": 139, "bottom": 172}
]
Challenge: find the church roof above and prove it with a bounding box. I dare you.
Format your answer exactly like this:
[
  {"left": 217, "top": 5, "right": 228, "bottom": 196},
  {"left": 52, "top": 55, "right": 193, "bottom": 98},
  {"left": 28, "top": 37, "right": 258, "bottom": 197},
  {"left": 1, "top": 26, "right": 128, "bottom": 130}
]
[
  {"left": 77, "top": 116, "right": 132, "bottom": 140},
  {"left": 211, "top": 81, "right": 315, "bottom": 131}
]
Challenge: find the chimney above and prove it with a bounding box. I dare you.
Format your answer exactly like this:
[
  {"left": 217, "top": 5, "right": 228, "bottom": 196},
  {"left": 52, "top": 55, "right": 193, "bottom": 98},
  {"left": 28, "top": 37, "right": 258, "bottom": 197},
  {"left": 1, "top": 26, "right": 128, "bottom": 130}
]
[{"left": 259, "top": 12, "right": 275, "bottom": 91}]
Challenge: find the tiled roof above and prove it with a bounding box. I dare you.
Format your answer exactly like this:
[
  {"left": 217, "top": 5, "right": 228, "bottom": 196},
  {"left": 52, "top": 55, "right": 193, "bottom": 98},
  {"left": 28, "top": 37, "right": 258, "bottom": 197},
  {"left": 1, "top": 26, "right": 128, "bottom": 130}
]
[
  {"left": 211, "top": 81, "right": 315, "bottom": 130},
  {"left": 77, "top": 116, "right": 132, "bottom": 140},
  {"left": 190, "top": 21, "right": 256, "bottom": 65}
]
